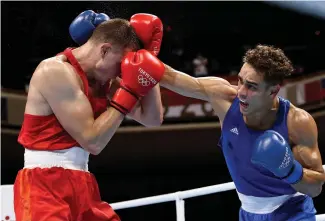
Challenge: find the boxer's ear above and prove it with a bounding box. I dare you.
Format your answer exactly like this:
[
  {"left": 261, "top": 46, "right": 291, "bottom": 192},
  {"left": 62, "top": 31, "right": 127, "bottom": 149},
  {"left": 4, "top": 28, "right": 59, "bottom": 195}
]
[
  {"left": 101, "top": 43, "right": 112, "bottom": 57},
  {"left": 269, "top": 84, "right": 280, "bottom": 98}
]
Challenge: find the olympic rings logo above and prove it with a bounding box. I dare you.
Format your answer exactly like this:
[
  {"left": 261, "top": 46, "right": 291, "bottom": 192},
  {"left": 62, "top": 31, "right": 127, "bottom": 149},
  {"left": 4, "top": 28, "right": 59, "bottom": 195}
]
[{"left": 138, "top": 75, "right": 151, "bottom": 87}]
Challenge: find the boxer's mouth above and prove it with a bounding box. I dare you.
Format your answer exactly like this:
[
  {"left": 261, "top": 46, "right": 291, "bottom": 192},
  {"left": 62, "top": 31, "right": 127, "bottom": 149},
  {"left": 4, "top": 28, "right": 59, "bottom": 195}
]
[{"left": 239, "top": 99, "right": 249, "bottom": 108}]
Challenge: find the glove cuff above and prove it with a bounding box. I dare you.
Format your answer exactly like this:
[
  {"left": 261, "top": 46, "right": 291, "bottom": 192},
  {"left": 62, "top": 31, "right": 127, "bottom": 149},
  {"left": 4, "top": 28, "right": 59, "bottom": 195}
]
[
  {"left": 282, "top": 160, "right": 303, "bottom": 184},
  {"left": 110, "top": 87, "right": 139, "bottom": 115}
]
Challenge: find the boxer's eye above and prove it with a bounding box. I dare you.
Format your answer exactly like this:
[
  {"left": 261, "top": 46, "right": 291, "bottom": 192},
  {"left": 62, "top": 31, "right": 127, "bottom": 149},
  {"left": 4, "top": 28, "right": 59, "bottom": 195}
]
[{"left": 247, "top": 85, "right": 257, "bottom": 91}]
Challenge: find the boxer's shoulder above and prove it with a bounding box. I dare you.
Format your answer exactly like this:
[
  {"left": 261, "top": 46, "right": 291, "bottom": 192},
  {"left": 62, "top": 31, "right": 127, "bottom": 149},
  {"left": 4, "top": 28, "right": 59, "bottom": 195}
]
[
  {"left": 30, "top": 57, "right": 83, "bottom": 96},
  {"left": 34, "top": 57, "right": 67, "bottom": 76},
  {"left": 36, "top": 57, "right": 81, "bottom": 83},
  {"left": 208, "top": 80, "right": 237, "bottom": 123},
  {"left": 287, "top": 105, "right": 317, "bottom": 145},
  {"left": 287, "top": 105, "right": 314, "bottom": 128}
]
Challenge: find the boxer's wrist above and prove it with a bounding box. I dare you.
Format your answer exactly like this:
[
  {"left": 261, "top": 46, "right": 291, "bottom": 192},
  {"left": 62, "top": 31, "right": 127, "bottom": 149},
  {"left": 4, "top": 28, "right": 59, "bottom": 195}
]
[
  {"left": 281, "top": 160, "right": 304, "bottom": 184},
  {"left": 110, "top": 87, "right": 139, "bottom": 115}
]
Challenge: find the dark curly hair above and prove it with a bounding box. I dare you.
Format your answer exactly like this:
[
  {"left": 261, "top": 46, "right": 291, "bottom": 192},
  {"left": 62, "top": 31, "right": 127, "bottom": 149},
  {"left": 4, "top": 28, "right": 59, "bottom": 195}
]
[{"left": 243, "top": 45, "right": 294, "bottom": 86}]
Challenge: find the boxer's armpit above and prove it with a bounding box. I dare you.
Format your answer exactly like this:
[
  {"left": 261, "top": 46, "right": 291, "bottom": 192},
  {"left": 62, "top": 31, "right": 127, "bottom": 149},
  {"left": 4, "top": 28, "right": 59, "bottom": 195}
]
[{"left": 160, "top": 64, "right": 237, "bottom": 102}]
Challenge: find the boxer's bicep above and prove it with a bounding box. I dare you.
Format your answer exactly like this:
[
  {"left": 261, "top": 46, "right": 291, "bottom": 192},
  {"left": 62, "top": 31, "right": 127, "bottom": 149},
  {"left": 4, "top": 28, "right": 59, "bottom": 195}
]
[
  {"left": 160, "top": 65, "right": 209, "bottom": 101},
  {"left": 290, "top": 109, "right": 323, "bottom": 173},
  {"left": 39, "top": 63, "right": 95, "bottom": 147},
  {"left": 289, "top": 109, "right": 324, "bottom": 196},
  {"left": 160, "top": 64, "right": 236, "bottom": 102}
]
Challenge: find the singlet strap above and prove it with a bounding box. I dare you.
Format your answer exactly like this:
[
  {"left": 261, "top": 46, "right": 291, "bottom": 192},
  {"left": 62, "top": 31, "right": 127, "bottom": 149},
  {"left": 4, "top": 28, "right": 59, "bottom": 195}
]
[{"left": 63, "top": 48, "right": 89, "bottom": 97}]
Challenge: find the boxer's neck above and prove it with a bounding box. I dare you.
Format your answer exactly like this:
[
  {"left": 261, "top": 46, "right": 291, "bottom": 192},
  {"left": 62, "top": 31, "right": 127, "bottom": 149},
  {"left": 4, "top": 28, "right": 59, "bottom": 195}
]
[
  {"left": 243, "top": 97, "right": 279, "bottom": 130},
  {"left": 72, "top": 42, "right": 98, "bottom": 81}
]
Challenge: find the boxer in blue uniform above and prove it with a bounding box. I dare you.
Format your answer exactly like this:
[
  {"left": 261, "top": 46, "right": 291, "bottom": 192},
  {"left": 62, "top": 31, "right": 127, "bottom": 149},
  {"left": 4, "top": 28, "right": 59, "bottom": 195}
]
[
  {"left": 69, "top": 11, "right": 324, "bottom": 219},
  {"left": 158, "top": 45, "right": 325, "bottom": 220}
]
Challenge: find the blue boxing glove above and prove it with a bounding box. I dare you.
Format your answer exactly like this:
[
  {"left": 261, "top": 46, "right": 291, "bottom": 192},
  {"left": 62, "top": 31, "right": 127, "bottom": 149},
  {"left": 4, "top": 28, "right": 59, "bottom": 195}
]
[
  {"left": 251, "top": 130, "right": 303, "bottom": 184},
  {"left": 69, "top": 10, "right": 110, "bottom": 45}
]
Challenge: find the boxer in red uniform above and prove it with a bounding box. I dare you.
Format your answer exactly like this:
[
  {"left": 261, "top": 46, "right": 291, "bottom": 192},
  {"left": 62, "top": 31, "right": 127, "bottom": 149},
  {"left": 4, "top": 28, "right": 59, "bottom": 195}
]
[{"left": 14, "top": 11, "right": 165, "bottom": 221}]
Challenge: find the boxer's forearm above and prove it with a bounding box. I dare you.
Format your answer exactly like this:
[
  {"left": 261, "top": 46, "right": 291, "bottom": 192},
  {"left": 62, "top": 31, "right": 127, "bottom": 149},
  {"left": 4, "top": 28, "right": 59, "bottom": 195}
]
[
  {"left": 84, "top": 107, "right": 124, "bottom": 155},
  {"left": 292, "top": 168, "right": 325, "bottom": 197},
  {"left": 128, "top": 84, "right": 163, "bottom": 127}
]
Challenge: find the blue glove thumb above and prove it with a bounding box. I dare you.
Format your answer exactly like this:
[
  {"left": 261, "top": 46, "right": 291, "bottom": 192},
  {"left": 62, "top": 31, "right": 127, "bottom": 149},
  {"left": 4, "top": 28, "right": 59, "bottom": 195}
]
[{"left": 94, "top": 13, "right": 110, "bottom": 26}]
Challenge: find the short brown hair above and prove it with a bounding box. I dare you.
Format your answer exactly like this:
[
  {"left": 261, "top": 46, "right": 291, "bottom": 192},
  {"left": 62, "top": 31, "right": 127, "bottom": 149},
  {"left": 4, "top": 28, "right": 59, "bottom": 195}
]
[
  {"left": 243, "top": 45, "right": 294, "bottom": 85},
  {"left": 90, "top": 18, "right": 141, "bottom": 50}
]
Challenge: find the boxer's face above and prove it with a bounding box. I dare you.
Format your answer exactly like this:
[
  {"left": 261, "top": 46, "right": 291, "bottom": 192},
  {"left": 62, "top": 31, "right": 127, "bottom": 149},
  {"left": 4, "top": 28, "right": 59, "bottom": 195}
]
[
  {"left": 95, "top": 43, "right": 133, "bottom": 82},
  {"left": 237, "top": 63, "right": 278, "bottom": 115}
]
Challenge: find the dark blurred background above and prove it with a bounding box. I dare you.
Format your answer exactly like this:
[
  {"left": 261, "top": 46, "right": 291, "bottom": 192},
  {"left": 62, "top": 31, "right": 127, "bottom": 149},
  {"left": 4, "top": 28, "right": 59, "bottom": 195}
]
[
  {"left": 1, "top": 1, "right": 325, "bottom": 221},
  {"left": 2, "top": 1, "right": 325, "bottom": 90}
]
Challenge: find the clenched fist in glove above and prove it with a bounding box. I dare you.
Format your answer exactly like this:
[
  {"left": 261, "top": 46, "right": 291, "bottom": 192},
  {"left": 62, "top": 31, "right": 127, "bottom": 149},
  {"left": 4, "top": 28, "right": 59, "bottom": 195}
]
[
  {"left": 130, "top": 13, "right": 163, "bottom": 56},
  {"left": 251, "top": 130, "right": 303, "bottom": 184},
  {"left": 69, "top": 10, "right": 110, "bottom": 45},
  {"left": 110, "top": 50, "right": 165, "bottom": 115}
]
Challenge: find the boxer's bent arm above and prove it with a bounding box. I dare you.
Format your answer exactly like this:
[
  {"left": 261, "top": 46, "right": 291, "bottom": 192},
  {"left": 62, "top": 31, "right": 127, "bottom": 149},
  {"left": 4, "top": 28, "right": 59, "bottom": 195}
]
[
  {"left": 37, "top": 61, "right": 124, "bottom": 155},
  {"left": 110, "top": 78, "right": 163, "bottom": 127},
  {"left": 290, "top": 109, "right": 325, "bottom": 197},
  {"left": 160, "top": 64, "right": 237, "bottom": 102},
  {"left": 128, "top": 84, "right": 163, "bottom": 127}
]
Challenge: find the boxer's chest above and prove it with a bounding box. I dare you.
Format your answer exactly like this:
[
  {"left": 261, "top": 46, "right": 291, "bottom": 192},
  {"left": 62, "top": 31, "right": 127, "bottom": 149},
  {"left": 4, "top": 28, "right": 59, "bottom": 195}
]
[
  {"left": 223, "top": 122, "right": 275, "bottom": 176},
  {"left": 225, "top": 125, "right": 260, "bottom": 165}
]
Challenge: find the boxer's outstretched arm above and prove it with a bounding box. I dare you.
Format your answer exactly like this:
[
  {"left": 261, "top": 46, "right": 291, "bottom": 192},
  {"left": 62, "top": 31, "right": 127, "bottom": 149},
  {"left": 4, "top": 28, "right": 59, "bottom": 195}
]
[
  {"left": 160, "top": 65, "right": 237, "bottom": 102},
  {"left": 290, "top": 109, "right": 325, "bottom": 197},
  {"left": 37, "top": 60, "right": 124, "bottom": 155}
]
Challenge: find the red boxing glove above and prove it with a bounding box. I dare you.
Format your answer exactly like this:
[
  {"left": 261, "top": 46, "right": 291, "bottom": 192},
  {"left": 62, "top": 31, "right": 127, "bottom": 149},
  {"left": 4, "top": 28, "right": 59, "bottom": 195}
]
[
  {"left": 130, "top": 13, "right": 163, "bottom": 56},
  {"left": 110, "top": 49, "right": 165, "bottom": 115}
]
